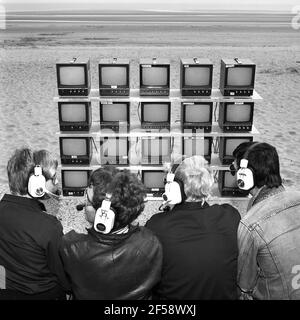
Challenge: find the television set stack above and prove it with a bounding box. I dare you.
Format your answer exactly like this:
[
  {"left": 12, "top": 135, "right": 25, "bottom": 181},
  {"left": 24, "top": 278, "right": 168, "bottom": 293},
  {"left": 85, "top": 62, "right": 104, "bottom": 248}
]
[{"left": 55, "top": 56, "right": 260, "bottom": 199}]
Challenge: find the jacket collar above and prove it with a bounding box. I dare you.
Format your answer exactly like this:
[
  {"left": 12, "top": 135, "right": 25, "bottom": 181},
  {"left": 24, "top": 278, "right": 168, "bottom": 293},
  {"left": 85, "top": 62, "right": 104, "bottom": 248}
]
[
  {"left": 87, "top": 224, "right": 140, "bottom": 245},
  {"left": 248, "top": 185, "right": 285, "bottom": 210},
  {"left": 1, "top": 193, "right": 47, "bottom": 212},
  {"left": 175, "top": 201, "right": 209, "bottom": 210}
]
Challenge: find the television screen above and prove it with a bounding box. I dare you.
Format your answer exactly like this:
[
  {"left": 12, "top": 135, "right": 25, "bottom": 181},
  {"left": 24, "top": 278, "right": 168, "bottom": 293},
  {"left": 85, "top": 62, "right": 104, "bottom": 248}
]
[
  {"left": 142, "top": 138, "right": 170, "bottom": 157},
  {"left": 100, "top": 66, "right": 127, "bottom": 86},
  {"left": 227, "top": 67, "right": 253, "bottom": 86},
  {"left": 184, "top": 67, "right": 211, "bottom": 86},
  {"left": 142, "top": 67, "right": 168, "bottom": 86},
  {"left": 63, "top": 170, "right": 89, "bottom": 188},
  {"left": 184, "top": 104, "right": 211, "bottom": 123},
  {"left": 101, "top": 103, "right": 128, "bottom": 122},
  {"left": 60, "top": 103, "right": 86, "bottom": 122},
  {"left": 223, "top": 171, "right": 238, "bottom": 188},
  {"left": 143, "top": 171, "right": 165, "bottom": 189},
  {"left": 142, "top": 103, "right": 169, "bottom": 122},
  {"left": 61, "top": 138, "right": 87, "bottom": 156},
  {"left": 225, "top": 138, "right": 252, "bottom": 156},
  {"left": 58, "top": 66, "right": 86, "bottom": 86},
  {"left": 103, "top": 138, "right": 128, "bottom": 157},
  {"left": 183, "top": 138, "right": 209, "bottom": 157},
  {"left": 226, "top": 103, "right": 251, "bottom": 122}
]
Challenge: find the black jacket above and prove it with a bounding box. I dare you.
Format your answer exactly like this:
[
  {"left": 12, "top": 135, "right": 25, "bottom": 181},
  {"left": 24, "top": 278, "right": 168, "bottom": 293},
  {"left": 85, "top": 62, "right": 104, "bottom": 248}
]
[
  {"left": 0, "top": 194, "right": 69, "bottom": 295},
  {"left": 146, "top": 202, "right": 241, "bottom": 300},
  {"left": 60, "top": 225, "right": 162, "bottom": 300}
]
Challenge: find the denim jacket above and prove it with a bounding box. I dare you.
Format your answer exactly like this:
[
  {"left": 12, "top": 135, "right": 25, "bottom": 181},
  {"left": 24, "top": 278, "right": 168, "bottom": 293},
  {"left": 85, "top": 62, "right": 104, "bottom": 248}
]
[{"left": 237, "top": 186, "right": 300, "bottom": 300}]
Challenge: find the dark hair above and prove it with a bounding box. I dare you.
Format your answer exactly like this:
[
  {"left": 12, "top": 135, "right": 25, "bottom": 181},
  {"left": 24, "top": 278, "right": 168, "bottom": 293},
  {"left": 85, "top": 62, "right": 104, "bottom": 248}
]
[
  {"left": 7, "top": 148, "right": 35, "bottom": 195},
  {"left": 89, "top": 167, "right": 119, "bottom": 209},
  {"left": 233, "top": 142, "right": 282, "bottom": 188},
  {"left": 106, "top": 170, "right": 146, "bottom": 231},
  {"left": 33, "top": 149, "right": 58, "bottom": 180}
]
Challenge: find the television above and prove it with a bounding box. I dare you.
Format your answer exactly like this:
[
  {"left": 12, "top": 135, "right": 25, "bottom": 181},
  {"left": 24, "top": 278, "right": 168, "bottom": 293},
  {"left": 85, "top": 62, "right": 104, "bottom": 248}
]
[
  {"left": 219, "top": 58, "right": 256, "bottom": 96},
  {"left": 219, "top": 136, "right": 253, "bottom": 165},
  {"left": 59, "top": 137, "right": 92, "bottom": 165},
  {"left": 139, "top": 58, "right": 170, "bottom": 96},
  {"left": 99, "top": 101, "right": 130, "bottom": 132},
  {"left": 218, "top": 170, "right": 250, "bottom": 197},
  {"left": 141, "top": 137, "right": 171, "bottom": 165},
  {"left": 100, "top": 137, "right": 129, "bottom": 165},
  {"left": 182, "top": 137, "right": 212, "bottom": 163},
  {"left": 180, "top": 58, "right": 213, "bottom": 96},
  {"left": 61, "top": 169, "right": 91, "bottom": 196},
  {"left": 181, "top": 102, "right": 213, "bottom": 132},
  {"left": 141, "top": 170, "right": 165, "bottom": 197},
  {"left": 218, "top": 102, "right": 254, "bottom": 132},
  {"left": 141, "top": 102, "right": 171, "bottom": 130},
  {"left": 98, "top": 58, "right": 130, "bottom": 96},
  {"left": 58, "top": 101, "right": 92, "bottom": 131},
  {"left": 56, "top": 58, "right": 91, "bottom": 96}
]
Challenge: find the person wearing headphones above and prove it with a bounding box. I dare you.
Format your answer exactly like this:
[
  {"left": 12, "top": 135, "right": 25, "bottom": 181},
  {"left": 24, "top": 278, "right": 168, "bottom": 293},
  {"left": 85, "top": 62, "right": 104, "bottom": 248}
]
[
  {"left": 60, "top": 168, "right": 162, "bottom": 300},
  {"left": 232, "top": 142, "right": 300, "bottom": 300},
  {"left": 0, "top": 148, "right": 70, "bottom": 300},
  {"left": 146, "top": 155, "right": 241, "bottom": 300}
]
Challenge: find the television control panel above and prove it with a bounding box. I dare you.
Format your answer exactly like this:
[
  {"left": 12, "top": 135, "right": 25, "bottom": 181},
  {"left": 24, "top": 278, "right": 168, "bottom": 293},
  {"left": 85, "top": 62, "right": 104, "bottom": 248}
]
[
  {"left": 140, "top": 88, "right": 170, "bottom": 96},
  {"left": 182, "top": 125, "right": 212, "bottom": 133},
  {"left": 60, "top": 124, "right": 91, "bottom": 132},
  {"left": 100, "top": 88, "right": 130, "bottom": 96},
  {"left": 221, "top": 89, "right": 254, "bottom": 97},
  {"left": 221, "top": 125, "right": 253, "bottom": 132},
  {"left": 63, "top": 190, "right": 86, "bottom": 197},
  {"left": 181, "top": 89, "right": 211, "bottom": 96},
  {"left": 61, "top": 158, "right": 90, "bottom": 165},
  {"left": 58, "top": 88, "right": 90, "bottom": 96}
]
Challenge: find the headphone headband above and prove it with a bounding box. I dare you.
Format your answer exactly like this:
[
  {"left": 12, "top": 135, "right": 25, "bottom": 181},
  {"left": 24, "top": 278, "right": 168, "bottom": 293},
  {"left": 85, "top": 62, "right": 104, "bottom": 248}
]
[{"left": 242, "top": 142, "right": 261, "bottom": 161}]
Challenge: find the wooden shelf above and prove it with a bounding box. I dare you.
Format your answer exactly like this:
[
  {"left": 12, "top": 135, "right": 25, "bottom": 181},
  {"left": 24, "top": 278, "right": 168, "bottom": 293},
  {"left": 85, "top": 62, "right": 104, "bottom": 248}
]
[{"left": 54, "top": 88, "right": 263, "bottom": 103}]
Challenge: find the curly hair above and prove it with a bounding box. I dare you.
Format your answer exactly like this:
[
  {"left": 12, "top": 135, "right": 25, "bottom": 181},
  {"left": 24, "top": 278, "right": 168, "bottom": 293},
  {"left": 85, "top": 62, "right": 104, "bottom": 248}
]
[
  {"left": 108, "top": 170, "right": 147, "bottom": 230},
  {"left": 7, "top": 148, "right": 35, "bottom": 195},
  {"left": 33, "top": 149, "right": 58, "bottom": 180}
]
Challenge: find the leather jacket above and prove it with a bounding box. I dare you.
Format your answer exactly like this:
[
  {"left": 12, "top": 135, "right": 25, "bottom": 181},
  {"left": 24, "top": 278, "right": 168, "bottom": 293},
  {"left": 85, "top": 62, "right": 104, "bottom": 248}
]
[{"left": 60, "top": 225, "right": 162, "bottom": 300}]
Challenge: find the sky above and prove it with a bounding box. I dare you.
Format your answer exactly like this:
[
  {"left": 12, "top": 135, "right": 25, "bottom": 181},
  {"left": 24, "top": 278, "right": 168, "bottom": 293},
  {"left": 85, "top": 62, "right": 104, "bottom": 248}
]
[{"left": 3, "top": 0, "right": 299, "bottom": 13}]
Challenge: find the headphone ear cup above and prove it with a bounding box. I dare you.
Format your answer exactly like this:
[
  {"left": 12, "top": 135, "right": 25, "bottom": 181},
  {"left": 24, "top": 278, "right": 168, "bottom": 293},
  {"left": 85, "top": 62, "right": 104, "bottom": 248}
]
[
  {"left": 174, "top": 178, "right": 186, "bottom": 203},
  {"left": 94, "top": 203, "right": 115, "bottom": 234},
  {"left": 237, "top": 167, "right": 254, "bottom": 190},
  {"left": 28, "top": 174, "right": 46, "bottom": 198}
]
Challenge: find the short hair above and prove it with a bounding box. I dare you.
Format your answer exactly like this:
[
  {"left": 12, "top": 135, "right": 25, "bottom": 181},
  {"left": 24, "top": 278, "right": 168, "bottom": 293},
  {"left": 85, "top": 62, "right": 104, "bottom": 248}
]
[
  {"left": 7, "top": 148, "right": 35, "bottom": 195},
  {"left": 33, "top": 149, "right": 58, "bottom": 180},
  {"left": 175, "top": 155, "right": 214, "bottom": 204},
  {"left": 233, "top": 141, "right": 282, "bottom": 188},
  {"left": 107, "top": 170, "right": 147, "bottom": 231},
  {"left": 89, "top": 166, "right": 119, "bottom": 208}
]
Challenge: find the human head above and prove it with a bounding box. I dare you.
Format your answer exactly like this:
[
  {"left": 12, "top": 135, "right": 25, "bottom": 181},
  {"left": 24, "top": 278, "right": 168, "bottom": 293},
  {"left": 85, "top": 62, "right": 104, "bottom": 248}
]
[
  {"left": 33, "top": 149, "right": 59, "bottom": 194},
  {"left": 175, "top": 155, "right": 214, "bottom": 204},
  {"left": 93, "top": 169, "right": 147, "bottom": 232},
  {"left": 232, "top": 141, "right": 282, "bottom": 188},
  {"left": 7, "top": 148, "right": 35, "bottom": 195}
]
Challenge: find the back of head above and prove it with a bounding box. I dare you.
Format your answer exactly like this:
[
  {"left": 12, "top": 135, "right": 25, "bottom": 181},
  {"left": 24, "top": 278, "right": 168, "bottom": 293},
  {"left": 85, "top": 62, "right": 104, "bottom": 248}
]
[
  {"left": 175, "top": 155, "right": 214, "bottom": 204},
  {"left": 7, "top": 148, "right": 34, "bottom": 195},
  {"left": 108, "top": 170, "right": 147, "bottom": 231},
  {"left": 33, "top": 149, "right": 58, "bottom": 180},
  {"left": 233, "top": 142, "right": 282, "bottom": 188}
]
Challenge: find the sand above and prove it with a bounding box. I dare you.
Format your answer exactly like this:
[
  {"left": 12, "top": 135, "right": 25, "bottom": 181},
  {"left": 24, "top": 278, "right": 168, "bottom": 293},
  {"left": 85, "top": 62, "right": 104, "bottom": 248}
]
[{"left": 1, "top": 12, "right": 299, "bottom": 233}]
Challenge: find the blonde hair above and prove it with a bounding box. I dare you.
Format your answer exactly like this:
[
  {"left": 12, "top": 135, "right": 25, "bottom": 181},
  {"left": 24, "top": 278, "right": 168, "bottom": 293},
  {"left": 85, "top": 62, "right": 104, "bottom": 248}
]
[{"left": 175, "top": 156, "right": 214, "bottom": 205}]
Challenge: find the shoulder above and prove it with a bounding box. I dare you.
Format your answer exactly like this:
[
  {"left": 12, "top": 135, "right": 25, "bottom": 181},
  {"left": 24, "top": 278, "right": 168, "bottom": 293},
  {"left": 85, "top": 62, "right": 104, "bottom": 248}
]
[
  {"left": 145, "top": 211, "right": 170, "bottom": 230},
  {"left": 210, "top": 203, "right": 241, "bottom": 219},
  {"left": 62, "top": 230, "right": 88, "bottom": 246}
]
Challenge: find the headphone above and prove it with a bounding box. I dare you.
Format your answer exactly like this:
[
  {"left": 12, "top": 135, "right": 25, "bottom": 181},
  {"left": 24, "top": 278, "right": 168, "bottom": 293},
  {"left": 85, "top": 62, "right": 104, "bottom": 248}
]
[
  {"left": 236, "top": 142, "right": 261, "bottom": 191},
  {"left": 160, "top": 164, "right": 186, "bottom": 211},
  {"left": 28, "top": 165, "right": 47, "bottom": 198},
  {"left": 94, "top": 193, "right": 115, "bottom": 234}
]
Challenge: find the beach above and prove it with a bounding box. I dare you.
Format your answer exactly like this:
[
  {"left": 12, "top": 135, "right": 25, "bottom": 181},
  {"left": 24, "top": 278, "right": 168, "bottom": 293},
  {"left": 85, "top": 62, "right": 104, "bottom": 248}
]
[{"left": 1, "top": 11, "right": 300, "bottom": 233}]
